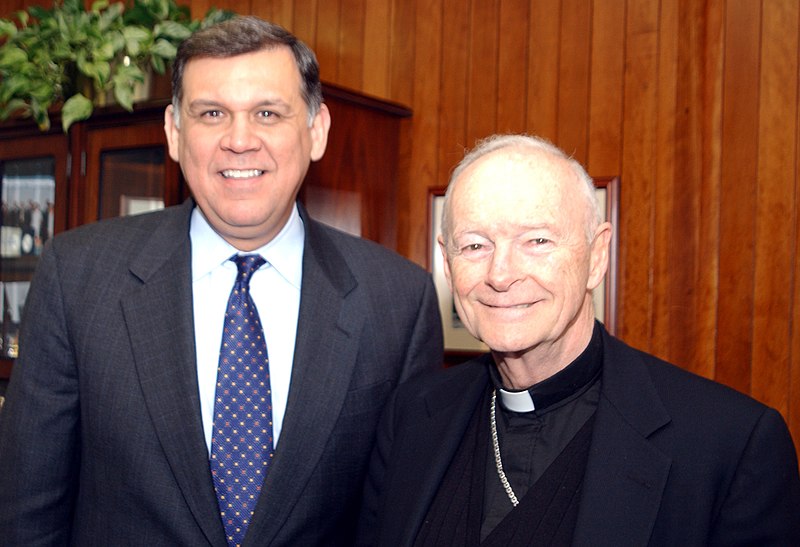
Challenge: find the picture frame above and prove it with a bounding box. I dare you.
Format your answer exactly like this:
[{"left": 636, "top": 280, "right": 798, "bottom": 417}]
[{"left": 428, "top": 175, "right": 619, "bottom": 354}]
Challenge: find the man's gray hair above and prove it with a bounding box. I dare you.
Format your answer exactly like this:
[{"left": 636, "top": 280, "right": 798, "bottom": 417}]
[{"left": 170, "top": 16, "right": 323, "bottom": 128}]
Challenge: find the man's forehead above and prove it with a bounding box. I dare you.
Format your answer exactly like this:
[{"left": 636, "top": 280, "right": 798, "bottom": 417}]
[{"left": 456, "top": 150, "right": 571, "bottom": 199}]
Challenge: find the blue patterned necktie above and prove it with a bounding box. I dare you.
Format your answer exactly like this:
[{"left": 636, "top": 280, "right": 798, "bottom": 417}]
[{"left": 210, "top": 254, "right": 274, "bottom": 547}]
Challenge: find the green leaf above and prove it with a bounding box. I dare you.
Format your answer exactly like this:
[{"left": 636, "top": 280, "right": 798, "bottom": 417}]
[
  {"left": 61, "top": 93, "right": 93, "bottom": 132},
  {"left": 112, "top": 82, "right": 134, "bottom": 111},
  {"left": 0, "top": 46, "right": 29, "bottom": 69},
  {"left": 90, "top": 0, "right": 110, "bottom": 13},
  {"left": 122, "top": 25, "right": 151, "bottom": 56},
  {"left": 155, "top": 20, "right": 191, "bottom": 40},
  {"left": 97, "top": 2, "right": 123, "bottom": 31},
  {"left": 150, "top": 55, "right": 165, "bottom": 75},
  {"left": 111, "top": 64, "right": 144, "bottom": 110},
  {"left": 150, "top": 38, "right": 177, "bottom": 59},
  {"left": 0, "top": 19, "right": 18, "bottom": 38},
  {"left": 33, "top": 109, "right": 51, "bottom": 132}
]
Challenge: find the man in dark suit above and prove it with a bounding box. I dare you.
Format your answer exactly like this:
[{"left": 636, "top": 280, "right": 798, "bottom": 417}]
[
  {"left": 0, "top": 17, "right": 442, "bottom": 546},
  {"left": 358, "top": 134, "right": 800, "bottom": 546}
]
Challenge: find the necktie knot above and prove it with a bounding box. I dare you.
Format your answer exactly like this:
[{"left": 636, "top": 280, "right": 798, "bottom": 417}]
[{"left": 231, "top": 254, "right": 266, "bottom": 284}]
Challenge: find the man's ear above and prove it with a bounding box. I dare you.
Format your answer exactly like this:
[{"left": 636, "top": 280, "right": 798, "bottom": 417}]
[
  {"left": 164, "top": 104, "right": 180, "bottom": 163},
  {"left": 438, "top": 235, "right": 453, "bottom": 288},
  {"left": 309, "top": 103, "right": 331, "bottom": 162},
  {"left": 587, "top": 222, "right": 612, "bottom": 291}
]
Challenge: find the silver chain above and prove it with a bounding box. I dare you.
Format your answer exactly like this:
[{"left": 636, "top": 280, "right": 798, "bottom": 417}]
[{"left": 490, "top": 389, "right": 519, "bottom": 507}]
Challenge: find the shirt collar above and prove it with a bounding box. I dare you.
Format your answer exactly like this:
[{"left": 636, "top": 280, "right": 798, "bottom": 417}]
[
  {"left": 190, "top": 203, "right": 305, "bottom": 288},
  {"left": 491, "top": 322, "right": 603, "bottom": 413}
]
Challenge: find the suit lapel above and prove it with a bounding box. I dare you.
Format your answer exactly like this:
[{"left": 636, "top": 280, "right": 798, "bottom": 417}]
[
  {"left": 572, "top": 330, "right": 672, "bottom": 547},
  {"left": 121, "top": 200, "right": 226, "bottom": 546},
  {"left": 244, "top": 210, "right": 365, "bottom": 544},
  {"left": 390, "top": 359, "right": 491, "bottom": 547}
]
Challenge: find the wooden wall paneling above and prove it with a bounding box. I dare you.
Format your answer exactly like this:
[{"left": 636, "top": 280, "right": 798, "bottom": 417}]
[
  {"left": 388, "top": 0, "right": 416, "bottom": 107},
  {"left": 793, "top": 42, "right": 800, "bottom": 456},
  {"left": 650, "top": 0, "right": 679, "bottom": 362},
  {"left": 437, "top": 0, "right": 471, "bottom": 189},
  {"left": 695, "top": 0, "right": 724, "bottom": 381},
  {"left": 751, "top": 0, "right": 799, "bottom": 417},
  {"left": 466, "top": 0, "right": 499, "bottom": 144},
  {"left": 316, "top": 0, "right": 342, "bottom": 83},
  {"left": 338, "top": 0, "right": 366, "bottom": 90},
  {"left": 618, "top": 0, "right": 659, "bottom": 349},
  {"left": 190, "top": 0, "right": 249, "bottom": 18},
  {"left": 556, "top": 0, "right": 591, "bottom": 163},
  {"left": 302, "top": 84, "right": 410, "bottom": 249},
  {"left": 526, "top": 0, "right": 560, "bottom": 142},
  {"left": 586, "top": 0, "right": 625, "bottom": 179},
  {"left": 400, "top": 0, "right": 442, "bottom": 265},
  {"left": 286, "top": 0, "right": 319, "bottom": 47},
  {"left": 0, "top": 0, "right": 28, "bottom": 16},
  {"left": 715, "top": 1, "right": 761, "bottom": 394},
  {"left": 496, "top": 0, "right": 529, "bottom": 134},
  {"left": 586, "top": 0, "right": 625, "bottom": 335},
  {"left": 362, "top": 0, "right": 392, "bottom": 97},
  {"left": 387, "top": 0, "right": 417, "bottom": 260},
  {"left": 671, "top": 0, "right": 713, "bottom": 378},
  {"left": 250, "top": 0, "right": 296, "bottom": 30}
]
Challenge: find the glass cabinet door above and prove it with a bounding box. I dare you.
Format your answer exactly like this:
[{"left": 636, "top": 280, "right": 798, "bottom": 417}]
[
  {"left": 0, "top": 133, "right": 68, "bottom": 373},
  {"left": 71, "top": 110, "right": 182, "bottom": 227}
]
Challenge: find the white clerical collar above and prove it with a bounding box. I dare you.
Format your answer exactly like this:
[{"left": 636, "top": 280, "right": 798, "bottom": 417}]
[{"left": 498, "top": 388, "right": 536, "bottom": 412}]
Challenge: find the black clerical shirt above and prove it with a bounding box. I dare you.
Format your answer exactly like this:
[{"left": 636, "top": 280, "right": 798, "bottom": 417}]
[{"left": 481, "top": 323, "right": 603, "bottom": 540}]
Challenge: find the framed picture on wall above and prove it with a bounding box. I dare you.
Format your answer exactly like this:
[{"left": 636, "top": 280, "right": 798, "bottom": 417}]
[{"left": 428, "top": 176, "right": 619, "bottom": 354}]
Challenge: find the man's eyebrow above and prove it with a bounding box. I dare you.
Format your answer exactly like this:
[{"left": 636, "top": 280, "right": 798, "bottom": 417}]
[{"left": 186, "top": 98, "right": 292, "bottom": 111}]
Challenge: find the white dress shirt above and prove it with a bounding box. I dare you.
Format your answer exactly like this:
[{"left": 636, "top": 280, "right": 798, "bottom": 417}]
[{"left": 190, "top": 205, "right": 304, "bottom": 454}]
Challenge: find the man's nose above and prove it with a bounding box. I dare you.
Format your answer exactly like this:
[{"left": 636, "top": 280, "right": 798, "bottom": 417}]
[
  {"left": 486, "top": 244, "right": 519, "bottom": 291},
  {"left": 221, "top": 115, "right": 261, "bottom": 153}
]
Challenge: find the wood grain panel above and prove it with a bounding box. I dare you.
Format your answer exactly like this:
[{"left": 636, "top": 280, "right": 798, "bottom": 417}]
[
  {"left": 673, "top": 0, "right": 714, "bottom": 378},
  {"left": 401, "top": 0, "right": 442, "bottom": 262},
  {"left": 437, "top": 0, "right": 470, "bottom": 186},
  {"left": 362, "top": 0, "right": 392, "bottom": 97},
  {"left": 496, "top": 0, "right": 529, "bottom": 134},
  {"left": 315, "top": 0, "right": 341, "bottom": 83},
  {"left": 288, "top": 0, "right": 318, "bottom": 47},
  {"left": 751, "top": 0, "right": 799, "bottom": 416},
  {"left": 587, "top": 0, "right": 625, "bottom": 178},
  {"left": 526, "top": 0, "right": 560, "bottom": 142},
  {"left": 556, "top": 0, "right": 591, "bottom": 163},
  {"left": 388, "top": 0, "right": 415, "bottom": 107},
  {"left": 695, "top": 0, "right": 725, "bottom": 381},
  {"left": 793, "top": 53, "right": 800, "bottom": 454},
  {"left": 338, "top": 0, "right": 366, "bottom": 90},
  {"left": 250, "top": 0, "right": 294, "bottom": 30},
  {"left": 716, "top": 1, "right": 761, "bottom": 394},
  {"left": 465, "top": 0, "right": 498, "bottom": 143},
  {"left": 618, "top": 0, "right": 659, "bottom": 349},
  {"left": 650, "top": 0, "right": 678, "bottom": 361}
]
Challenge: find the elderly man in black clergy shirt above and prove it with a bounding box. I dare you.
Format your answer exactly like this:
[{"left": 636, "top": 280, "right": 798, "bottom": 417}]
[{"left": 357, "top": 134, "right": 800, "bottom": 547}]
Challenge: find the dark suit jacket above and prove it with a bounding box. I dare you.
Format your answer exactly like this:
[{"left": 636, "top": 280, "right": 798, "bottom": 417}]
[
  {"left": 0, "top": 199, "right": 443, "bottom": 546},
  {"left": 359, "top": 326, "right": 800, "bottom": 546}
]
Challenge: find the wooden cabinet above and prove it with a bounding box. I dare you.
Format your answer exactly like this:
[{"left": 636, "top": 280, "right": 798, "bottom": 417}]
[{"left": 0, "top": 84, "right": 411, "bottom": 379}]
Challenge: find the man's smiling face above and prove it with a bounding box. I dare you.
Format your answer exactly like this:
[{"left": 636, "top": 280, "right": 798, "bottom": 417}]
[
  {"left": 440, "top": 147, "right": 606, "bottom": 359},
  {"left": 165, "top": 45, "right": 330, "bottom": 251}
]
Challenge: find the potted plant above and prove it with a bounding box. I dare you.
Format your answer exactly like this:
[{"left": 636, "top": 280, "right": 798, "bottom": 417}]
[{"left": 0, "top": 0, "right": 231, "bottom": 132}]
